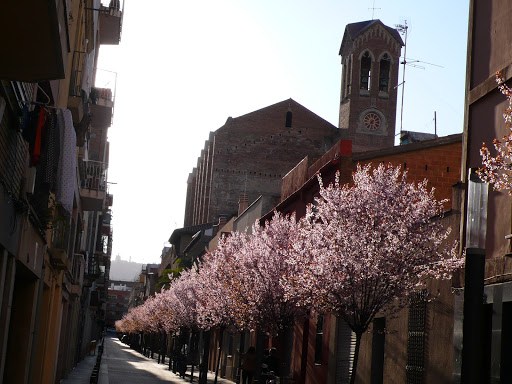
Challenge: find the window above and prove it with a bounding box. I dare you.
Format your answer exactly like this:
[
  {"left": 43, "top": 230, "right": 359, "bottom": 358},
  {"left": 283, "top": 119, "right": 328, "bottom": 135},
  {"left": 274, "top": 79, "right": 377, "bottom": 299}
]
[
  {"left": 345, "top": 57, "right": 352, "bottom": 97},
  {"left": 379, "top": 54, "right": 391, "bottom": 92},
  {"left": 315, "top": 315, "right": 324, "bottom": 364},
  {"left": 285, "top": 111, "right": 292, "bottom": 128},
  {"left": 360, "top": 51, "right": 372, "bottom": 91},
  {"left": 406, "top": 291, "right": 427, "bottom": 384}
]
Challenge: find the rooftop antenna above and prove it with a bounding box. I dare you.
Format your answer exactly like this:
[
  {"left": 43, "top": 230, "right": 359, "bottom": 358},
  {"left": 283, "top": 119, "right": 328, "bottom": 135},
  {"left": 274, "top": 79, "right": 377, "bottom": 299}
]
[
  {"left": 434, "top": 111, "right": 437, "bottom": 138},
  {"left": 369, "top": 0, "right": 381, "bottom": 19},
  {"left": 395, "top": 20, "right": 443, "bottom": 137},
  {"left": 395, "top": 20, "right": 408, "bottom": 137}
]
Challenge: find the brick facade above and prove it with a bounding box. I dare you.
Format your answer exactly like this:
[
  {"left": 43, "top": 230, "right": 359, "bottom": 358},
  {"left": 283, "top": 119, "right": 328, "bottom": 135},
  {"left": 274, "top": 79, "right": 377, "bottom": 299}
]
[
  {"left": 262, "top": 134, "right": 462, "bottom": 384},
  {"left": 338, "top": 20, "right": 404, "bottom": 152},
  {"left": 184, "top": 99, "right": 342, "bottom": 226}
]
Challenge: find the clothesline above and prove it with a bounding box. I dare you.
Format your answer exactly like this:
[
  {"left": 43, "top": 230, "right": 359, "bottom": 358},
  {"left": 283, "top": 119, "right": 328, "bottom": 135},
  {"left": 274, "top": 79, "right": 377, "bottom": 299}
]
[{"left": 21, "top": 100, "right": 62, "bottom": 111}]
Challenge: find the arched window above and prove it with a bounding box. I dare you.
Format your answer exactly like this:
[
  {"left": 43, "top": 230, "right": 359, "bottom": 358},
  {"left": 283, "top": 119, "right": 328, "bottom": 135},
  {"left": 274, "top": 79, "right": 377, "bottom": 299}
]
[
  {"left": 360, "top": 51, "right": 372, "bottom": 91},
  {"left": 379, "top": 53, "right": 391, "bottom": 92},
  {"left": 345, "top": 57, "right": 352, "bottom": 97}
]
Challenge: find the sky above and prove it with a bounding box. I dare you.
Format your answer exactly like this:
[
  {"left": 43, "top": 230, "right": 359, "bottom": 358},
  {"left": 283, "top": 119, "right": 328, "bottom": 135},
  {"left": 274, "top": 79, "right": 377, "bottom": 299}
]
[{"left": 96, "top": 0, "right": 470, "bottom": 264}]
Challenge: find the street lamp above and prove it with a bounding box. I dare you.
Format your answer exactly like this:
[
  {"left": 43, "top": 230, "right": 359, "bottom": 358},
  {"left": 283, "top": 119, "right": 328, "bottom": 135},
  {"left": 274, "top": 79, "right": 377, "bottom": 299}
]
[{"left": 461, "top": 168, "right": 489, "bottom": 384}]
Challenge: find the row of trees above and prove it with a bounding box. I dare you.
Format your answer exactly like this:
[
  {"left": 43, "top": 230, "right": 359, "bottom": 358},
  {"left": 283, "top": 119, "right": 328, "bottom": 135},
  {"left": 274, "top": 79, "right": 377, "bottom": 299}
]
[{"left": 116, "top": 163, "right": 464, "bottom": 383}]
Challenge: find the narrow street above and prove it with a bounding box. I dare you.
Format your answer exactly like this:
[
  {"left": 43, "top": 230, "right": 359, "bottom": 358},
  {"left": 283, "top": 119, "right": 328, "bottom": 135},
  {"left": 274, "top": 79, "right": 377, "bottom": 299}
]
[{"left": 62, "top": 333, "right": 234, "bottom": 384}]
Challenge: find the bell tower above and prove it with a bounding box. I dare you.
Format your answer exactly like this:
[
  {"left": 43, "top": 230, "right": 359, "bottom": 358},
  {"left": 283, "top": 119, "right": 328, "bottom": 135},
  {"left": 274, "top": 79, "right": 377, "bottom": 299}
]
[{"left": 338, "top": 20, "right": 404, "bottom": 152}]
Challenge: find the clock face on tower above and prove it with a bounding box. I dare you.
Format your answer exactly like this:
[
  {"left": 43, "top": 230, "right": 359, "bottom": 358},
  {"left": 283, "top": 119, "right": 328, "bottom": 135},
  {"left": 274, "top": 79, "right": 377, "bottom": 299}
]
[{"left": 363, "top": 112, "right": 381, "bottom": 131}]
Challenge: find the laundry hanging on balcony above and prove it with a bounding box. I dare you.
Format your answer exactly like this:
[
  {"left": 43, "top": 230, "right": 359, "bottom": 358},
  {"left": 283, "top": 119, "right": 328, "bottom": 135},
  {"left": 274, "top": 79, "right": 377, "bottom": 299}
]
[
  {"left": 21, "top": 106, "right": 76, "bottom": 214},
  {"left": 41, "top": 110, "right": 60, "bottom": 189},
  {"left": 55, "top": 109, "right": 76, "bottom": 215},
  {"left": 81, "top": 48, "right": 95, "bottom": 98},
  {"left": 21, "top": 105, "right": 48, "bottom": 167}
]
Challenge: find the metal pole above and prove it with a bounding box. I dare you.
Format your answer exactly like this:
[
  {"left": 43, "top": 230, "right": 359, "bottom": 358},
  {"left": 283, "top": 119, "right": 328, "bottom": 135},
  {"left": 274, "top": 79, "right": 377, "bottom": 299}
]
[
  {"left": 461, "top": 247, "right": 485, "bottom": 383},
  {"left": 399, "top": 21, "right": 408, "bottom": 136},
  {"left": 434, "top": 111, "right": 437, "bottom": 137}
]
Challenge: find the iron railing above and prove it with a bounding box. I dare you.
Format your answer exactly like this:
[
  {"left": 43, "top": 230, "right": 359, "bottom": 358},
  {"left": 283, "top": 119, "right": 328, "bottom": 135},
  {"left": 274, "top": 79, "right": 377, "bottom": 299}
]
[
  {"left": 86, "top": 252, "right": 100, "bottom": 277},
  {"left": 79, "top": 160, "right": 107, "bottom": 191}
]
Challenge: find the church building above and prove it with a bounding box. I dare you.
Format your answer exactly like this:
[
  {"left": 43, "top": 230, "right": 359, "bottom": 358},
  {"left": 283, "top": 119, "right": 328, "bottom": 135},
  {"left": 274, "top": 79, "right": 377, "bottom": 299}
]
[{"left": 338, "top": 19, "right": 404, "bottom": 152}]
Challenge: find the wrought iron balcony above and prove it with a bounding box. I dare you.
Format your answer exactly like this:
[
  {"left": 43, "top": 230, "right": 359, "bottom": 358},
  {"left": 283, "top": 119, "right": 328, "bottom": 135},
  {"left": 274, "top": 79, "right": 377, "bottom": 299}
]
[
  {"left": 90, "top": 87, "right": 114, "bottom": 128},
  {"left": 86, "top": 252, "right": 101, "bottom": 279},
  {"left": 79, "top": 160, "right": 107, "bottom": 211},
  {"left": 49, "top": 219, "right": 72, "bottom": 271},
  {"left": 68, "top": 50, "right": 91, "bottom": 125},
  {"left": 98, "top": 1, "right": 124, "bottom": 45}
]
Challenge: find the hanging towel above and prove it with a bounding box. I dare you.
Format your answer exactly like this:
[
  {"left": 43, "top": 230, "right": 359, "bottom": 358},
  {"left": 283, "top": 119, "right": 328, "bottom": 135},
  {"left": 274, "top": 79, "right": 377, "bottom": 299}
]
[
  {"left": 30, "top": 107, "right": 47, "bottom": 166},
  {"left": 56, "top": 109, "right": 76, "bottom": 215}
]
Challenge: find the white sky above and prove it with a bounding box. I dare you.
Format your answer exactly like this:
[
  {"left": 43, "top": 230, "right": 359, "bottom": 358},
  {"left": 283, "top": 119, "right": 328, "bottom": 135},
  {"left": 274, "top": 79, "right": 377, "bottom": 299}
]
[{"left": 97, "top": 0, "right": 470, "bottom": 264}]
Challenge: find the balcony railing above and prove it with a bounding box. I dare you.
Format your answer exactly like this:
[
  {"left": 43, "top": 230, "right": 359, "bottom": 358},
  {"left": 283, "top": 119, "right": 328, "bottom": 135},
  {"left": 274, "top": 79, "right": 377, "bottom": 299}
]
[
  {"left": 91, "top": 69, "right": 117, "bottom": 126},
  {"left": 79, "top": 160, "right": 107, "bottom": 211},
  {"left": 49, "top": 217, "right": 72, "bottom": 271},
  {"left": 98, "top": 0, "right": 125, "bottom": 45},
  {"left": 80, "top": 160, "right": 107, "bottom": 191},
  {"left": 86, "top": 253, "right": 101, "bottom": 278}
]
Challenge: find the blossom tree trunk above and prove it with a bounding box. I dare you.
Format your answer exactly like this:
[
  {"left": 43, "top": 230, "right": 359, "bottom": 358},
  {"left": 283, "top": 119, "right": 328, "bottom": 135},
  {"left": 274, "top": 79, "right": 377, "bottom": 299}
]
[
  {"left": 214, "top": 327, "right": 225, "bottom": 384},
  {"left": 199, "top": 330, "right": 210, "bottom": 384},
  {"left": 350, "top": 332, "right": 363, "bottom": 384}
]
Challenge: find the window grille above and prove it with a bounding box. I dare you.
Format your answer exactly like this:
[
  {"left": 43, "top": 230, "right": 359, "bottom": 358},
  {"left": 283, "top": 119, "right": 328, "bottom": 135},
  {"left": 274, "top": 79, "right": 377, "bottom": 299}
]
[
  {"left": 0, "top": 96, "right": 28, "bottom": 200},
  {"left": 406, "top": 290, "right": 428, "bottom": 384}
]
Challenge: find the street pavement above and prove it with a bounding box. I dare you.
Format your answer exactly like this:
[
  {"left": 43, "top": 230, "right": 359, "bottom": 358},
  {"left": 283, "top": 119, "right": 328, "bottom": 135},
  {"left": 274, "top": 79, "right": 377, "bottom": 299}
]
[{"left": 61, "top": 334, "right": 235, "bottom": 384}]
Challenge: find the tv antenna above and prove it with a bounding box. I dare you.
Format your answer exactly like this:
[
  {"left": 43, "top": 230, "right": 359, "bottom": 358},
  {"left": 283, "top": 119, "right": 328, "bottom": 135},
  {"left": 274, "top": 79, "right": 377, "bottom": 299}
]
[
  {"left": 395, "top": 20, "right": 443, "bottom": 137},
  {"left": 369, "top": 0, "right": 381, "bottom": 19},
  {"left": 395, "top": 20, "right": 408, "bottom": 137}
]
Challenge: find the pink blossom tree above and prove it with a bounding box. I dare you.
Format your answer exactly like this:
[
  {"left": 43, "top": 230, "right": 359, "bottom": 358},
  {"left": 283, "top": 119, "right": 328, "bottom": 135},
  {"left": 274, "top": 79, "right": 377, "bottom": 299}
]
[
  {"left": 234, "top": 212, "right": 310, "bottom": 337},
  {"left": 479, "top": 72, "right": 512, "bottom": 192},
  {"left": 195, "top": 230, "right": 248, "bottom": 332},
  {"left": 232, "top": 213, "right": 311, "bottom": 383},
  {"left": 287, "top": 163, "right": 463, "bottom": 384}
]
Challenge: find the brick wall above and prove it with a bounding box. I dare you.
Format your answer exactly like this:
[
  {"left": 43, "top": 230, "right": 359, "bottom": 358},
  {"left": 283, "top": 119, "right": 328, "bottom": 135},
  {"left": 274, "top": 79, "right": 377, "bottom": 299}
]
[
  {"left": 185, "top": 99, "right": 342, "bottom": 226},
  {"left": 339, "top": 21, "right": 403, "bottom": 153},
  {"left": 266, "top": 134, "right": 463, "bottom": 224},
  {"left": 353, "top": 135, "right": 463, "bottom": 207}
]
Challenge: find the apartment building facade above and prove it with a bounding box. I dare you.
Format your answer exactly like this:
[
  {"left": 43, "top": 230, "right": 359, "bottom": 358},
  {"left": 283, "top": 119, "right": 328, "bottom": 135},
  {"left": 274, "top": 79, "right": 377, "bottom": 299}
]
[{"left": 0, "top": 0, "right": 123, "bottom": 382}]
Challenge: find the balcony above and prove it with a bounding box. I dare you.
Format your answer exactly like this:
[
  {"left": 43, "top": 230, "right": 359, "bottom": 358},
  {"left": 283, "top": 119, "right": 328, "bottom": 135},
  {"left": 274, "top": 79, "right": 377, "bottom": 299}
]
[
  {"left": 98, "top": 1, "right": 124, "bottom": 45},
  {"left": 49, "top": 248, "right": 72, "bottom": 271},
  {"left": 101, "top": 223, "right": 113, "bottom": 237},
  {"left": 90, "top": 87, "right": 114, "bottom": 128},
  {"left": 101, "top": 211, "right": 113, "bottom": 236},
  {"left": 0, "top": 0, "right": 68, "bottom": 81},
  {"left": 49, "top": 219, "right": 71, "bottom": 271},
  {"left": 79, "top": 160, "right": 107, "bottom": 211},
  {"left": 106, "top": 194, "right": 114, "bottom": 208},
  {"left": 85, "top": 253, "right": 101, "bottom": 279},
  {"left": 68, "top": 50, "right": 90, "bottom": 125}
]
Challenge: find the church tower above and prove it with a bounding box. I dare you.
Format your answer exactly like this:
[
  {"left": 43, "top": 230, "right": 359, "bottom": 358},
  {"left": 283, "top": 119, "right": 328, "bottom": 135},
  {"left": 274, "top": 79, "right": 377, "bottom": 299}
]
[{"left": 338, "top": 20, "right": 404, "bottom": 152}]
